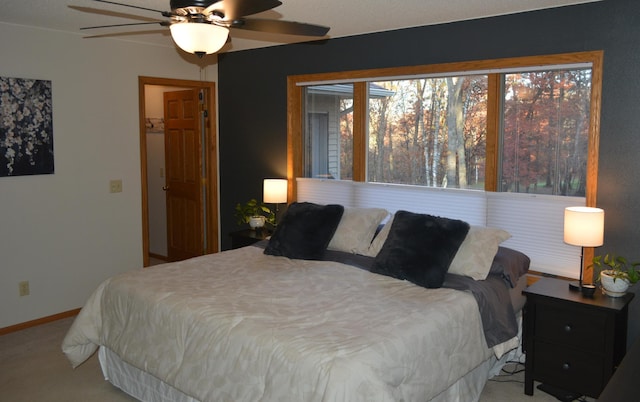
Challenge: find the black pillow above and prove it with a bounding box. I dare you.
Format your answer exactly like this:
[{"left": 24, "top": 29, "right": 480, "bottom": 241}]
[
  {"left": 371, "top": 210, "right": 470, "bottom": 288},
  {"left": 264, "top": 202, "right": 344, "bottom": 260}
]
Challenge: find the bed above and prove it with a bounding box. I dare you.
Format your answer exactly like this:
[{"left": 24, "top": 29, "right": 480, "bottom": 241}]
[{"left": 63, "top": 203, "right": 530, "bottom": 402}]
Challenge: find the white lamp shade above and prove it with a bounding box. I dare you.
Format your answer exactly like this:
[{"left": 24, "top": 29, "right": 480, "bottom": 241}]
[
  {"left": 263, "top": 179, "right": 288, "bottom": 204},
  {"left": 169, "top": 23, "right": 229, "bottom": 55},
  {"left": 564, "top": 206, "right": 604, "bottom": 247}
]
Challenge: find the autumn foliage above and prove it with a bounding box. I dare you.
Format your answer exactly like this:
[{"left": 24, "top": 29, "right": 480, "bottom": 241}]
[{"left": 333, "top": 69, "right": 592, "bottom": 196}]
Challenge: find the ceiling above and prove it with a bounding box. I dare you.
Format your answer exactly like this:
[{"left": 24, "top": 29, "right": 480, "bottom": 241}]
[{"left": 1, "top": 0, "right": 599, "bottom": 54}]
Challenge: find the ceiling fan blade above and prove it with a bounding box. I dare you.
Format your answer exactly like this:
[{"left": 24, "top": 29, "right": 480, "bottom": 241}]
[
  {"left": 80, "top": 21, "right": 168, "bottom": 30},
  {"left": 204, "top": 0, "right": 282, "bottom": 20},
  {"left": 82, "top": 29, "right": 169, "bottom": 39},
  {"left": 231, "top": 18, "right": 329, "bottom": 37},
  {"left": 68, "top": 6, "right": 161, "bottom": 23},
  {"left": 89, "top": 0, "right": 174, "bottom": 18}
]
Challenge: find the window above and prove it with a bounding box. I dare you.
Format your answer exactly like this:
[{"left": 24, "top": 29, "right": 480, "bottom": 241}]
[
  {"left": 289, "top": 52, "right": 603, "bottom": 278},
  {"left": 500, "top": 70, "right": 591, "bottom": 197},
  {"left": 367, "top": 77, "right": 487, "bottom": 189},
  {"left": 292, "top": 52, "right": 601, "bottom": 202},
  {"left": 304, "top": 84, "right": 354, "bottom": 180}
]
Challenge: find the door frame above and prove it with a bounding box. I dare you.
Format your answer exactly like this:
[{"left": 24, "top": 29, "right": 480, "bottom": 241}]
[{"left": 138, "top": 76, "right": 219, "bottom": 267}]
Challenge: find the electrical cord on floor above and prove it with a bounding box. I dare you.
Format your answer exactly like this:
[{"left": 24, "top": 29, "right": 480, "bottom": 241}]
[
  {"left": 488, "top": 360, "right": 526, "bottom": 384},
  {"left": 500, "top": 361, "right": 526, "bottom": 375}
]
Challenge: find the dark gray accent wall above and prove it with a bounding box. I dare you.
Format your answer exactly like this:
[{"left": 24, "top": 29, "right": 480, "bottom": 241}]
[
  {"left": 218, "top": 0, "right": 640, "bottom": 342},
  {"left": 217, "top": 6, "right": 637, "bottom": 288},
  {"left": 220, "top": 0, "right": 640, "bottom": 249}
]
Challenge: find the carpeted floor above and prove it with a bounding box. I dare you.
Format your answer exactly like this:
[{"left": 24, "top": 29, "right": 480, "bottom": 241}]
[{"left": 0, "top": 316, "right": 588, "bottom": 402}]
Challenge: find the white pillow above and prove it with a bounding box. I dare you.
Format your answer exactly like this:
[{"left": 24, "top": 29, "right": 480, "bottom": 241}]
[
  {"left": 448, "top": 226, "right": 511, "bottom": 280},
  {"left": 328, "top": 207, "right": 389, "bottom": 255},
  {"left": 363, "top": 214, "right": 394, "bottom": 257}
]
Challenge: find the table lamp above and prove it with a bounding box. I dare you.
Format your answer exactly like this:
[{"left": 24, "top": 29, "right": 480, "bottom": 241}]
[
  {"left": 263, "top": 179, "right": 288, "bottom": 223},
  {"left": 564, "top": 206, "right": 605, "bottom": 291}
]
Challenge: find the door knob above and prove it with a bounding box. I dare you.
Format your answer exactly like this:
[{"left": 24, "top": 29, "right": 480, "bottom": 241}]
[{"left": 162, "top": 186, "right": 170, "bottom": 191}]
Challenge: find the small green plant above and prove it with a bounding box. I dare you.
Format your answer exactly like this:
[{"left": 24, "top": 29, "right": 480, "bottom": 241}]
[
  {"left": 592, "top": 253, "right": 640, "bottom": 284},
  {"left": 234, "top": 199, "right": 275, "bottom": 226}
]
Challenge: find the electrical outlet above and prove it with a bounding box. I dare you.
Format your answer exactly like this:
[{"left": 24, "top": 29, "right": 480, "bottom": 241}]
[
  {"left": 109, "top": 179, "right": 123, "bottom": 193},
  {"left": 19, "top": 281, "right": 29, "bottom": 297}
]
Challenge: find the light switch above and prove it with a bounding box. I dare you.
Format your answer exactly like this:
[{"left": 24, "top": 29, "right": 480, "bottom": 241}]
[{"left": 110, "top": 179, "right": 123, "bottom": 193}]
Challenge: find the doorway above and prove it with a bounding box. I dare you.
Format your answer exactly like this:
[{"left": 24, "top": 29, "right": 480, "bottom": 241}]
[{"left": 139, "top": 76, "right": 219, "bottom": 267}]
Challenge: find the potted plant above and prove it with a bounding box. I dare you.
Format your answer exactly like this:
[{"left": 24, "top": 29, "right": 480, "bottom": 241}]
[
  {"left": 234, "top": 199, "right": 275, "bottom": 230},
  {"left": 592, "top": 253, "right": 640, "bottom": 297}
]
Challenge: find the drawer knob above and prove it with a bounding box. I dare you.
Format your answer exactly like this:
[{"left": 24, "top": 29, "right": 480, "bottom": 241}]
[
  {"left": 564, "top": 324, "right": 572, "bottom": 332},
  {"left": 562, "top": 362, "right": 571, "bottom": 370}
]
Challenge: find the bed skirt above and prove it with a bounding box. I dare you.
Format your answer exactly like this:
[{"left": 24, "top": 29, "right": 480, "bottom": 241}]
[
  {"left": 98, "top": 346, "right": 506, "bottom": 402},
  {"left": 99, "top": 347, "right": 197, "bottom": 402}
]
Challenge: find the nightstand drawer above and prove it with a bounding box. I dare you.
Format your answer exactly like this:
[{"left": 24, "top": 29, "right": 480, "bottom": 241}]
[
  {"left": 534, "top": 341, "right": 604, "bottom": 396},
  {"left": 535, "top": 303, "right": 607, "bottom": 350}
]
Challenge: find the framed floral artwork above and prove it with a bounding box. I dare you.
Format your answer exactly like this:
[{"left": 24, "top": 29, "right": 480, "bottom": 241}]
[{"left": 0, "top": 77, "right": 54, "bottom": 177}]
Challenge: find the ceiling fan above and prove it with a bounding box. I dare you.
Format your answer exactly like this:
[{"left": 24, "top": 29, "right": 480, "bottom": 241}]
[{"left": 72, "top": 0, "right": 330, "bottom": 57}]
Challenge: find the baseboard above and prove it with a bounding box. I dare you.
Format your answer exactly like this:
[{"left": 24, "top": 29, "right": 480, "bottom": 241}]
[{"left": 0, "top": 308, "right": 80, "bottom": 336}]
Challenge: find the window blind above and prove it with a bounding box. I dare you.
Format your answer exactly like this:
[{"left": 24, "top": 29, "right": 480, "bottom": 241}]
[
  {"left": 296, "top": 178, "right": 584, "bottom": 278},
  {"left": 486, "top": 192, "right": 584, "bottom": 278},
  {"left": 296, "top": 178, "right": 355, "bottom": 207},
  {"left": 296, "top": 179, "right": 486, "bottom": 225}
]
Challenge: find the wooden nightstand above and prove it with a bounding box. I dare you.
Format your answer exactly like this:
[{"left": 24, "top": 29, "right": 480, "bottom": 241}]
[
  {"left": 522, "top": 277, "right": 634, "bottom": 398},
  {"left": 229, "top": 229, "right": 271, "bottom": 249}
]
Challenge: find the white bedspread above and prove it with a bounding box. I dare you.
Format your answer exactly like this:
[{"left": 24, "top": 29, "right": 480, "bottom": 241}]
[{"left": 63, "top": 246, "right": 494, "bottom": 401}]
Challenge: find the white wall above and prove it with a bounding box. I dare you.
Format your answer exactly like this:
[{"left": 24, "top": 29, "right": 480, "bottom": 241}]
[{"left": 0, "top": 23, "right": 218, "bottom": 328}]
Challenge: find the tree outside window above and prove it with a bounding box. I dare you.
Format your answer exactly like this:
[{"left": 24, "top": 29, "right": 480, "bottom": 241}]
[
  {"left": 300, "top": 57, "right": 594, "bottom": 198},
  {"left": 501, "top": 70, "right": 591, "bottom": 196}
]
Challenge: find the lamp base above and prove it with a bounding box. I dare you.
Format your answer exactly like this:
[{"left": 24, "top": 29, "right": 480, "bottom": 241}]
[{"left": 569, "top": 281, "right": 597, "bottom": 297}]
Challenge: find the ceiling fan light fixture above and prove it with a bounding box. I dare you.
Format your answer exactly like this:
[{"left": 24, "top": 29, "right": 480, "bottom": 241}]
[{"left": 169, "top": 22, "right": 228, "bottom": 56}]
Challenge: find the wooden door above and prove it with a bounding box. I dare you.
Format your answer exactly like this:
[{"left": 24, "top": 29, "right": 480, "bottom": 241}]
[{"left": 164, "top": 89, "right": 203, "bottom": 262}]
